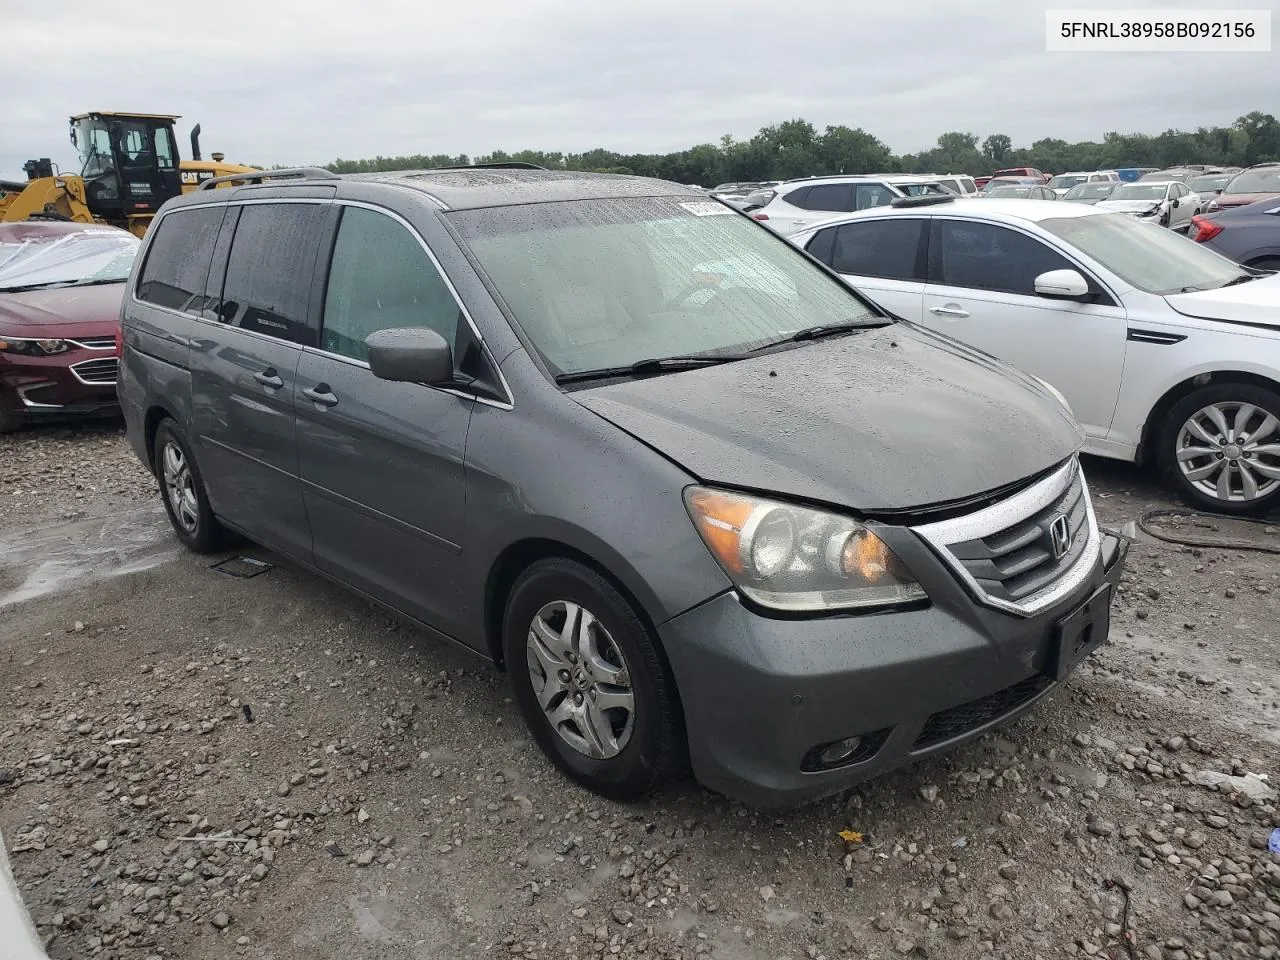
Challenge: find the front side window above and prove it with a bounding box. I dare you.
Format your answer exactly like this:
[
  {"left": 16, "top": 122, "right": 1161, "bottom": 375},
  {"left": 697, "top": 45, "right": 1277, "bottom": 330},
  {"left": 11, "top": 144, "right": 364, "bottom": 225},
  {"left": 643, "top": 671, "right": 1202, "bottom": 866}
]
[
  {"left": 322, "top": 207, "right": 461, "bottom": 362},
  {"left": 450, "top": 197, "right": 882, "bottom": 377},
  {"left": 153, "top": 126, "right": 176, "bottom": 171},
  {"left": 828, "top": 219, "right": 925, "bottom": 280},
  {"left": 935, "top": 220, "right": 1073, "bottom": 295},
  {"left": 135, "top": 208, "right": 224, "bottom": 311},
  {"left": 219, "top": 203, "right": 329, "bottom": 345}
]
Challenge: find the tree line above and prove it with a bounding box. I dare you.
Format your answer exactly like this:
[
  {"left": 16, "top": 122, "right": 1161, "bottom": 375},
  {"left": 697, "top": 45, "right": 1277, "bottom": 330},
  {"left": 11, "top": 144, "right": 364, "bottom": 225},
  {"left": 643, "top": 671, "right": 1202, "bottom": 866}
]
[{"left": 324, "top": 111, "right": 1280, "bottom": 184}]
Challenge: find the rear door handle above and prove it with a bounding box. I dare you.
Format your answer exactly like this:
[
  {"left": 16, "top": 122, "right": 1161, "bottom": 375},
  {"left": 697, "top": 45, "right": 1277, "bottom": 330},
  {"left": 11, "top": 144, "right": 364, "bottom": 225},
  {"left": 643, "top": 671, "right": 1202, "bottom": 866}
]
[
  {"left": 929, "top": 304, "right": 971, "bottom": 318},
  {"left": 253, "top": 368, "right": 284, "bottom": 389},
  {"left": 302, "top": 384, "right": 339, "bottom": 408}
]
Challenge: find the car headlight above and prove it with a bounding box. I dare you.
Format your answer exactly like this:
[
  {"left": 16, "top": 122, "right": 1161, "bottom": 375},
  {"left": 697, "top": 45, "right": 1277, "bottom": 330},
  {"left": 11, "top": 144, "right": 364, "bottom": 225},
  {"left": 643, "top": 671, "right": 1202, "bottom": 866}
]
[
  {"left": 1032, "top": 376, "right": 1073, "bottom": 416},
  {"left": 684, "top": 487, "right": 926, "bottom": 612},
  {"left": 0, "top": 337, "right": 69, "bottom": 356}
]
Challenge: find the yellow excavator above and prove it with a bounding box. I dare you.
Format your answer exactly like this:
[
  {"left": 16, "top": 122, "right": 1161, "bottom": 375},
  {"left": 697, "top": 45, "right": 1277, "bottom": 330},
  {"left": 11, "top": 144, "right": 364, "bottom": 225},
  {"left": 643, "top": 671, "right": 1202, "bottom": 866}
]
[{"left": 0, "top": 112, "right": 257, "bottom": 238}]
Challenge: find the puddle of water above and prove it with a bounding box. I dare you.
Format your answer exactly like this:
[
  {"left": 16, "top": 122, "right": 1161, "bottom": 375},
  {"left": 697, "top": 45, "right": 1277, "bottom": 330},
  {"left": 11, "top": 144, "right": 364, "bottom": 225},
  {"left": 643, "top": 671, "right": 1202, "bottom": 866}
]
[{"left": 0, "top": 506, "right": 176, "bottom": 607}]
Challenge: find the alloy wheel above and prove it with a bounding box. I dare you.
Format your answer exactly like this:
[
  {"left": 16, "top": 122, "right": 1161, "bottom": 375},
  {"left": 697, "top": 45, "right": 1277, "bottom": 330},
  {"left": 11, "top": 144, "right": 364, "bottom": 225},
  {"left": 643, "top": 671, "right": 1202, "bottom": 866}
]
[
  {"left": 525, "top": 600, "right": 635, "bottom": 759},
  {"left": 161, "top": 441, "right": 199, "bottom": 533},
  {"left": 1175, "top": 401, "right": 1280, "bottom": 503}
]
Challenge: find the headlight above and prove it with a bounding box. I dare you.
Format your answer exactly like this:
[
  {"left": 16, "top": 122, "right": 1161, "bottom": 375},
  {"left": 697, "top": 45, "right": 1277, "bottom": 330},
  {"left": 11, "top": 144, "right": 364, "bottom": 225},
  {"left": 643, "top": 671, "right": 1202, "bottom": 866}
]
[
  {"left": 1032, "top": 376, "right": 1073, "bottom": 416},
  {"left": 0, "top": 337, "right": 69, "bottom": 355},
  {"left": 684, "top": 487, "right": 926, "bottom": 612}
]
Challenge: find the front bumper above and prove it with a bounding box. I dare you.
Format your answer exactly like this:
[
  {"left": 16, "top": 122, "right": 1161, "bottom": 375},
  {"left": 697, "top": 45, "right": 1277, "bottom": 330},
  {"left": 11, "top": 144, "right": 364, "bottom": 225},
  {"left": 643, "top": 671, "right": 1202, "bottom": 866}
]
[
  {"left": 660, "top": 531, "right": 1127, "bottom": 808},
  {"left": 0, "top": 352, "right": 120, "bottom": 422}
]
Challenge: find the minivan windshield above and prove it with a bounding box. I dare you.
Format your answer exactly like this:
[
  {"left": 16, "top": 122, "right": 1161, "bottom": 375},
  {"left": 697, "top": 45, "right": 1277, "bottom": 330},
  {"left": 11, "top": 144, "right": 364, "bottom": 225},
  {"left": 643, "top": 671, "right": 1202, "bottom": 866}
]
[
  {"left": 451, "top": 197, "right": 883, "bottom": 377},
  {"left": 1040, "top": 213, "right": 1249, "bottom": 294}
]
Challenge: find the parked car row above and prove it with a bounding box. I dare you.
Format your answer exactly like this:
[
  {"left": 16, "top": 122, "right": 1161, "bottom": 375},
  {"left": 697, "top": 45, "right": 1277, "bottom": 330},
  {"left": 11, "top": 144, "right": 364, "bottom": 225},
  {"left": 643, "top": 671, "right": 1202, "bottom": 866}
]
[{"left": 787, "top": 192, "right": 1280, "bottom": 515}]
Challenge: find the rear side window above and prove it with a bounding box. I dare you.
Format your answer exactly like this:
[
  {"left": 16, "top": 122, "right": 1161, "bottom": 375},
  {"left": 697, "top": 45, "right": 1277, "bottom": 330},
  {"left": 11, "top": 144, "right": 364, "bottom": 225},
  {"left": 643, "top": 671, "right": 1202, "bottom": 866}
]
[
  {"left": 220, "top": 203, "right": 329, "bottom": 346},
  {"left": 854, "top": 183, "right": 897, "bottom": 209},
  {"left": 792, "top": 183, "right": 854, "bottom": 212},
  {"left": 934, "top": 220, "right": 1073, "bottom": 295},
  {"left": 135, "top": 207, "right": 225, "bottom": 313},
  {"left": 321, "top": 206, "right": 462, "bottom": 362},
  {"left": 829, "top": 219, "right": 926, "bottom": 280}
]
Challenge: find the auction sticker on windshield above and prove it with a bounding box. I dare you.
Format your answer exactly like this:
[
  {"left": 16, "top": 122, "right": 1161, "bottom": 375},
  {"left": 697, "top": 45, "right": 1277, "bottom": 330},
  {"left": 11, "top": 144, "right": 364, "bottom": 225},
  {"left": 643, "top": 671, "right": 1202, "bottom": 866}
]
[{"left": 679, "top": 201, "right": 735, "bottom": 217}]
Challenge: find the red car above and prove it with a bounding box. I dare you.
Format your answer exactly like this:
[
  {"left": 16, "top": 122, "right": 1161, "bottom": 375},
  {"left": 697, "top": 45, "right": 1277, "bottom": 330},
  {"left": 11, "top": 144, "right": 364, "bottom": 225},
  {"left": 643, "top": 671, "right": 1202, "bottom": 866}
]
[
  {"left": 0, "top": 221, "right": 139, "bottom": 432},
  {"left": 993, "top": 166, "right": 1050, "bottom": 183},
  {"left": 1205, "top": 163, "right": 1280, "bottom": 213}
]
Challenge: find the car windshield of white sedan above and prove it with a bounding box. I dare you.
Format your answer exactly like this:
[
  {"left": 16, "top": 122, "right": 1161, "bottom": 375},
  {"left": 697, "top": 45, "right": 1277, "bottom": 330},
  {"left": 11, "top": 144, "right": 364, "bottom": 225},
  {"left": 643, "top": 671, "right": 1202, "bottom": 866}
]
[
  {"left": 1107, "top": 184, "right": 1168, "bottom": 201},
  {"left": 1041, "top": 214, "right": 1248, "bottom": 294},
  {"left": 1064, "top": 183, "right": 1116, "bottom": 200},
  {"left": 1223, "top": 169, "right": 1280, "bottom": 195},
  {"left": 986, "top": 186, "right": 1032, "bottom": 198},
  {"left": 452, "top": 197, "right": 882, "bottom": 376},
  {"left": 0, "top": 229, "right": 140, "bottom": 292},
  {"left": 1048, "top": 175, "right": 1087, "bottom": 189}
]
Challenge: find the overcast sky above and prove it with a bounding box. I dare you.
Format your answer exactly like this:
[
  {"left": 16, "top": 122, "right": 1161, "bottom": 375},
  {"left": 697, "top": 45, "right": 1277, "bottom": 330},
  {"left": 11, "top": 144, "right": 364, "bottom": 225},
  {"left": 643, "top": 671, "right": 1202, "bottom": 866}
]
[{"left": 2, "top": 0, "right": 1278, "bottom": 179}]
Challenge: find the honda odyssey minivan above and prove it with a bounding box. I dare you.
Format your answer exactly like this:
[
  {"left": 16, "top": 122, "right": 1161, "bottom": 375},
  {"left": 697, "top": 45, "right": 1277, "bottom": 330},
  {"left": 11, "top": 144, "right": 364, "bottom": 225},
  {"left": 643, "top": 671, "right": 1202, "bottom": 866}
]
[{"left": 118, "top": 166, "right": 1126, "bottom": 807}]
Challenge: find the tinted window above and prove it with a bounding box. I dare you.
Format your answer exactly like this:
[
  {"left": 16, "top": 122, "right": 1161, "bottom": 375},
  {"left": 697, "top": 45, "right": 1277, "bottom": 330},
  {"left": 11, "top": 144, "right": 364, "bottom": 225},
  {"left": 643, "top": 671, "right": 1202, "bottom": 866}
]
[
  {"left": 220, "top": 203, "right": 328, "bottom": 345},
  {"left": 136, "top": 207, "right": 225, "bottom": 312},
  {"left": 322, "top": 206, "right": 462, "bottom": 362},
  {"left": 794, "top": 183, "right": 854, "bottom": 212},
  {"left": 829, "top": 220, "right": 925, "bottom": 280},
  {"left": 936, "top": 221, "right": 1073, "bottom": 295},
  {"left": 805, "top": 227, "right": 836, "bottom": 264}
]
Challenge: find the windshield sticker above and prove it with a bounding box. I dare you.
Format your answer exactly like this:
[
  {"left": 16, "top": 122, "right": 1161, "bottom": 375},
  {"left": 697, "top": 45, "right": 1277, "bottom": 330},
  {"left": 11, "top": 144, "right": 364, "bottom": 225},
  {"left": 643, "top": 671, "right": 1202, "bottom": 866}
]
[{"left": 679, "top": 201, "right": 735, "bottom": 217}]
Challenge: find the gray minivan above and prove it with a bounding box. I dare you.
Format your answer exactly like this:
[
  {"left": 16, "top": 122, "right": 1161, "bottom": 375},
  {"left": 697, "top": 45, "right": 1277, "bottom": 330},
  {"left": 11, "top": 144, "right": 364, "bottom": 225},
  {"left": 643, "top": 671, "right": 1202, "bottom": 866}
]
[{"left": 118, "top": 167, "right": 1126, "bottom": 808}]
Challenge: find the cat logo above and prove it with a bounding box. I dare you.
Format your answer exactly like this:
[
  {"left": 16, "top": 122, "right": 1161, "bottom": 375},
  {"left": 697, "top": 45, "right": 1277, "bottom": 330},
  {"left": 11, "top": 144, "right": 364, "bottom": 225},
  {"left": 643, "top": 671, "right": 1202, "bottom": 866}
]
[{"left": 181, "top": 170, "right": 215, "bottom": 186}]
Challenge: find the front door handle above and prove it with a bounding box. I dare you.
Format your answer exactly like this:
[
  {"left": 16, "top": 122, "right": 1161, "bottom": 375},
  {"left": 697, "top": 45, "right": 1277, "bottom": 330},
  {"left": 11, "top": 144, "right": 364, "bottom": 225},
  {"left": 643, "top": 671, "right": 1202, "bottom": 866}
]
[
  {"left": 929, "top": 304, "right": 971, "bottom": 318},
  {"left": 302, "top": 384, "right": 339, "bottom": 408},
  {"left": 253, "top": 368, "right": 284, "bottom": 389}
]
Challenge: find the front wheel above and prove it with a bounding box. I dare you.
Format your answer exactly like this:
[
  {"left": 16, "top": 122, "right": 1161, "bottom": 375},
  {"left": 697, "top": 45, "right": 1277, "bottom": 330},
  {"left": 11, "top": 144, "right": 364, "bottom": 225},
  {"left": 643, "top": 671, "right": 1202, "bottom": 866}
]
[
  {"left": 503, "top": 558, "right": 685, "bottom": 801},
  {"left": 153, "top": 419, "right": 230, "bottom": 553},
  {"left": 1158, "top": 384, "right": 1280, "bottom": 515}
]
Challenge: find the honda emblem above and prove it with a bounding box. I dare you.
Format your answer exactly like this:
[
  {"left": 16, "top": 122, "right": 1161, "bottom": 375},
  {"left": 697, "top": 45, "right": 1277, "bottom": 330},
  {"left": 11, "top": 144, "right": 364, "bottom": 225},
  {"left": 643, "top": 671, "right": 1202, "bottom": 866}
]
[{"left": 1048, "top": 514, "right": 1072, "bottom": 560}]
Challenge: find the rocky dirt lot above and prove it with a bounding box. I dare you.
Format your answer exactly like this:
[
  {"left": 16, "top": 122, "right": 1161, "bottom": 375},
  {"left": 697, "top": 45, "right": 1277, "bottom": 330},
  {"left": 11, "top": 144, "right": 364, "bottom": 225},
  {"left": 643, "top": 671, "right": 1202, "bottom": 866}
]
[{"left": 2, "top": 421, "right": 1279, "bottom": 960}]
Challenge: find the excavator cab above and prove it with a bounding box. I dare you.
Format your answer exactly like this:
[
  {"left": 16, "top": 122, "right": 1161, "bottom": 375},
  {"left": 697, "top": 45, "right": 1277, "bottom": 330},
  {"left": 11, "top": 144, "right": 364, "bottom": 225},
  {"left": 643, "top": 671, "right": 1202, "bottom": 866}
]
[{"left": 69, "top": 112, "right": 183, "bottom": 222}]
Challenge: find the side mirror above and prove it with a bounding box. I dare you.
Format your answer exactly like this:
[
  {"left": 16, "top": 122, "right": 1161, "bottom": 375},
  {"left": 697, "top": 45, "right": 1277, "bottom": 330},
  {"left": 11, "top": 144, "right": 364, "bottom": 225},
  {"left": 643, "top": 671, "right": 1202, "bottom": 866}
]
[
  {"left": 366, "top": 327, "right": 455, "bottom": 385},
  {"left": 1034, "top": 268, "right": 1091, "bottom": 301},
  {"left": 1172, "top": 198, "right": 1180, "bottom": 208},
  {"left": 1215, "top": 188, "right": 1224, "bottom": 195}
]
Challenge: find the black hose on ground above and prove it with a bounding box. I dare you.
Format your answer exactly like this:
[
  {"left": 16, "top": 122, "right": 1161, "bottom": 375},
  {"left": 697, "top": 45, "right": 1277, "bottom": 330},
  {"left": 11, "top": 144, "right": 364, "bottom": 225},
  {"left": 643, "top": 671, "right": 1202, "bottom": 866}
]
[{"left": 1134, "top": 508, "right": 1280, "bottom": 555}]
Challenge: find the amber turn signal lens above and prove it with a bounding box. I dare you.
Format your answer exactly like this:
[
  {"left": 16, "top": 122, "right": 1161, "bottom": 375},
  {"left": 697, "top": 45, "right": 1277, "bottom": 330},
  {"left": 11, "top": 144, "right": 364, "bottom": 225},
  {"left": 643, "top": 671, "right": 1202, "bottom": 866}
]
[{"left": 685, "top": 488, "right": 755, "bottom": 574}]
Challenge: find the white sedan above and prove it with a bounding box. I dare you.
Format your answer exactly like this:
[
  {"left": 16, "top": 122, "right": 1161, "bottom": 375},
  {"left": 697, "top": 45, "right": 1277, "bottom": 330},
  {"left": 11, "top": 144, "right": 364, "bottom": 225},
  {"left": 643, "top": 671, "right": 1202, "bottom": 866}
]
[
  {"left": 788, "top": 196, "right": 1280, "bottom": 514},
  {"left": 1094, "top": 180, "right": 1202, "bottom": 230}
]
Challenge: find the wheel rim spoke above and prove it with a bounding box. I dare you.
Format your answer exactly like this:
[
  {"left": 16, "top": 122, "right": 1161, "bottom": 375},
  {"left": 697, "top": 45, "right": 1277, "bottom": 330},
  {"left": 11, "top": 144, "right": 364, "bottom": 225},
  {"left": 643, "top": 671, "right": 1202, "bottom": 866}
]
[
  {"left": 1245, "top": 414, "right": 1279, "bottom": 445},
  {"left": 1231, "top": 403, "right": 1257, "bottom": 440},
  {"left": 1239, "top": 461, "right": 1261, "bottom": 500},
  {"left": 1184, "top": 419, "right": 1220, "bottom": 447},
  {"left": 1183, "top": 461, "right": 1222, "bottom": 482},
  {"left": 1215, "top": 462, "right": 1233, "bottom": 501},
  {"left": 1176, "top": 445, "right": 1217, "bottom": 462},
  {"left": 1243, "top": 442, "right": 1280, "bottom": 457},
  {"left": 1250, "top": 460, "right": 1280, "bottom": 480},
  {"left": 1203, "top": 405, "right": 1232, "bottom": 442}
]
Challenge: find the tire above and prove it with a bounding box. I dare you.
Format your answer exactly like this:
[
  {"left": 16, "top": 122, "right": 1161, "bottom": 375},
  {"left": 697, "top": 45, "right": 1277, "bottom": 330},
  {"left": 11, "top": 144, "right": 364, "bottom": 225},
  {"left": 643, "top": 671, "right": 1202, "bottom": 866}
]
[
  {"left": 503, "top": 557, "right": 685, "bottom": 801},
  {"left": 1157, "top": 383, "right": 1280, "bottom": 516},
  {"left": 152, "top": 419, "right": 230, "bottom": 553}
]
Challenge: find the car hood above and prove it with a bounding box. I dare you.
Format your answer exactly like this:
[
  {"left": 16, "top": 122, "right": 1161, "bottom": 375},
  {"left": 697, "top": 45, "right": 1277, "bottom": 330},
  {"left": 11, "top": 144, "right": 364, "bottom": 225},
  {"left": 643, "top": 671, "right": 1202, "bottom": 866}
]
[
  {"left": 0, "top": 831, "right": 49, "bottom": 960},
  {"left": 1215, "top": 192, "right": 1280, "bottom": 208},
  {"left": 1164, "top": 273, "right": 1280, "bottom": 328},
  {"left": 0, "top": 283, "right": 125, "bottom": 335},
  {"left": 1095, "top": 199, "right": 1162, "bottom": 214},
  {"left": 572, "top": 325, "right": 1083, "bottom": 513}
]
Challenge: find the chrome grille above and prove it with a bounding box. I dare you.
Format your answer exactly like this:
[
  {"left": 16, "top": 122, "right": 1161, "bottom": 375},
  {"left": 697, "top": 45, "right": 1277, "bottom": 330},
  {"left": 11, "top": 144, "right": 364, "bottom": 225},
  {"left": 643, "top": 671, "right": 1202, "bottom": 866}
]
[
  {"left": 912, "top": 459, "right": 1100, "bottom": 617},
  {"left": 68, "top": 336, "right": 117, "bottom": 350},
  {"left": 70, "top": 357, "right": 118, "bottom": 384}
]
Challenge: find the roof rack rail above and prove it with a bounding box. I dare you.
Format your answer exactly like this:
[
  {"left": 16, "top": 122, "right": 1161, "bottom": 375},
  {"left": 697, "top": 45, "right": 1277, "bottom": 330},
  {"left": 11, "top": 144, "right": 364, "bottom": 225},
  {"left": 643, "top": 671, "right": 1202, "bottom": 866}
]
[
  {"left": 438, "top": 162, "right": 546, "bottom": 171},
  {"left": 890, "top": 194, "right": 956, "bottom": 208},
  {"left": 197, "top": 167, "right": 339, "bottom": 190}
]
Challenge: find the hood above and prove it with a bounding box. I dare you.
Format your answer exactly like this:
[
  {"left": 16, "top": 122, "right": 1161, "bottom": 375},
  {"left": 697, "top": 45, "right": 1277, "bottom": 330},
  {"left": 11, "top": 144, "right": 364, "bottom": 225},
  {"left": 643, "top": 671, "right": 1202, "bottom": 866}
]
[
  {"left": 0, "top": 283, "right": 124, "bottom": 336},
  {"left": 1165, "top": 273, "right": 1280, "bottom": 329},
  {"left": 0, "top": 831, "right": 49, "bottom": 960},
  {"left": 572, "top": 325, "right": 1083, "bottom": 513},
  {"left": 1096, "top": 199, "right": 1162, "bottom": 214},
  {"left": 1214, "top": 191, "right": 1280, "bottom": 208}
]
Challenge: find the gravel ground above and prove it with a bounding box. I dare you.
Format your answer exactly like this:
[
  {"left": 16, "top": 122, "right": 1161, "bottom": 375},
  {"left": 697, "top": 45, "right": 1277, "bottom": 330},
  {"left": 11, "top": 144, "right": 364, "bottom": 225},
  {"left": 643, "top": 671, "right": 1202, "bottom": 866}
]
[{"left": 2, "top": 420, "right": 1278, "bottom": 960}]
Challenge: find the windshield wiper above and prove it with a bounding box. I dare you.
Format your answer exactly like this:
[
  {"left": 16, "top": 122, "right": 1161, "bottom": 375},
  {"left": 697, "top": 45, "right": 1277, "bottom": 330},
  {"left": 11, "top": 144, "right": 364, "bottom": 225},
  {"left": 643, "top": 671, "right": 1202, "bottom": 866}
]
[
  {"left": 746, "top": 319, "right": 889, "bottom": 354},
  {"left": 555, "top": 354, "right": 749, "bottom": 385},
  {"left": 1219, "top": 273, "right": 1258, "bottom": 288},
  {"left": 0, "top": 277, "right": 125, "bottom": 294}
]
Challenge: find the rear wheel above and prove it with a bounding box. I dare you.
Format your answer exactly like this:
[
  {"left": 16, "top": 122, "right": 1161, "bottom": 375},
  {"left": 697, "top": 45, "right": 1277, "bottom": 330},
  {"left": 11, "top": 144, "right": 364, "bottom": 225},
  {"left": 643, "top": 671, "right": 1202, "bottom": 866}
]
[
  {"left": 503, "top": 557, "right": 684, "bottom": 801},
  {"left": 1158, "top": 384, "right": 1280, "bottom": 516},
  {"left": 153, "top": 419, "right": 229, "bottom": 553}
]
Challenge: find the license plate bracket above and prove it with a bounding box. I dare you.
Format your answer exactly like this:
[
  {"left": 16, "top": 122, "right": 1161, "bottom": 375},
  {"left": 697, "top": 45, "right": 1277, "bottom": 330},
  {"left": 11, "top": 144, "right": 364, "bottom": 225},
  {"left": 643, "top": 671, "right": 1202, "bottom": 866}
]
[{"left": 1050, "top": 583, "right": 1113, "bottom": 681}]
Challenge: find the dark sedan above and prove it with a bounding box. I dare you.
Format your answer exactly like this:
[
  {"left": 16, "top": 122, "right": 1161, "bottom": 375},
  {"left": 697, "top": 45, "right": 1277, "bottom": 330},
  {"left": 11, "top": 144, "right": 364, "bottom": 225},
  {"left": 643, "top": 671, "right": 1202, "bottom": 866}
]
[
  {"left": 0, "top": 221, "right": 139, "bottom": 432},
  {"left": 1188, "top": 197, "right": 1280, "bottom": 271}
]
